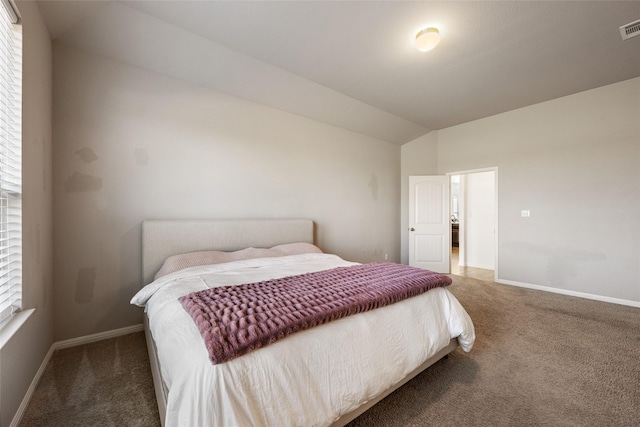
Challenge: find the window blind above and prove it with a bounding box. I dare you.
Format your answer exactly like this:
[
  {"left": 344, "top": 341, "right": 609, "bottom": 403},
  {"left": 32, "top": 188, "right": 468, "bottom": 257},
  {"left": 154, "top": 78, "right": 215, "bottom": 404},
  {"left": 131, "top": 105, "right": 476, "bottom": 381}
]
[{"left": 0, "top": 0, "right": 21, "bottom": 325}]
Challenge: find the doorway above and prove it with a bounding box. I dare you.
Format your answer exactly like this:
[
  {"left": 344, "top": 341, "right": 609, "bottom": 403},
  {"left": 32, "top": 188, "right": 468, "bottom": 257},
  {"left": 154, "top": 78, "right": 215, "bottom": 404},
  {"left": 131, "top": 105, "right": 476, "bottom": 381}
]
[{"left": 449, "top": 168, "right": 497, "bottom": 282}]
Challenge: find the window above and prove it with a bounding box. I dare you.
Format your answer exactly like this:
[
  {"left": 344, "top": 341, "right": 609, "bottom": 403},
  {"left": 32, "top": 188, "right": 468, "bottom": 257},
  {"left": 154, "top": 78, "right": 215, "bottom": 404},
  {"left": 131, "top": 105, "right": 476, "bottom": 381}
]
[{"left": 0, "top": 0, "right": 21, "bottom": 325}]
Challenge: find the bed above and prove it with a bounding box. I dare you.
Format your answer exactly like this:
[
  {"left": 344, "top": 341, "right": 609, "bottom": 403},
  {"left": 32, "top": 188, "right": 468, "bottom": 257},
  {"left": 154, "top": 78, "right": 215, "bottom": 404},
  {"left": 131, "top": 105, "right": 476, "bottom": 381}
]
[{"left": 132, "top": 218, "right": 475, "bottom": 427}]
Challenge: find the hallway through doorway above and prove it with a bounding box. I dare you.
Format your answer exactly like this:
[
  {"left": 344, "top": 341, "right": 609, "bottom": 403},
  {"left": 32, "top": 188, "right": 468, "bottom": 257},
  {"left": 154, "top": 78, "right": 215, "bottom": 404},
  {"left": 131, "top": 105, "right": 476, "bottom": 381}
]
[{"left": 451, "top": 247, "right": 494, "bottom": 281}]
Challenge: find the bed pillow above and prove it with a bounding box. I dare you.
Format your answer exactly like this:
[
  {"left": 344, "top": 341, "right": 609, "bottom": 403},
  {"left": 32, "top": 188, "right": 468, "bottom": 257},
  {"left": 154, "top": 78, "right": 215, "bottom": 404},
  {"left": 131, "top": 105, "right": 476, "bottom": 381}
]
[
  {"left": 269, "top": 242, "right": 323, "bottom": 256},
  {"left": 154, "top": 242, "right": 323, "bottom": 280}
]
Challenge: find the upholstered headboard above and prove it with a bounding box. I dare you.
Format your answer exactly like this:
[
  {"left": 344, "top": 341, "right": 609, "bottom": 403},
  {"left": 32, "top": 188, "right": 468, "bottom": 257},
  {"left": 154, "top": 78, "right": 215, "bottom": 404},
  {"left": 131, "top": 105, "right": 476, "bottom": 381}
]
[{"left": 141, "top": 219, "right": 314, "bottom": 285}]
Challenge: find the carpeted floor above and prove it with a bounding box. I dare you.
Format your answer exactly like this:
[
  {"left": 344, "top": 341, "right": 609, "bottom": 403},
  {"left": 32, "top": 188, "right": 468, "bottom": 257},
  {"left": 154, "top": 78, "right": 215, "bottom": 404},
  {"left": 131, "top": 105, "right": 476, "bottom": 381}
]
[
  {"left": 19, "top": 275, "right": 640, "bottom": 426},
  {"left": 19, "top": 332, "right": 160, "bottom": 427},
  {"left": 348, "top": 276, "right": 640, "bottom": 426}
]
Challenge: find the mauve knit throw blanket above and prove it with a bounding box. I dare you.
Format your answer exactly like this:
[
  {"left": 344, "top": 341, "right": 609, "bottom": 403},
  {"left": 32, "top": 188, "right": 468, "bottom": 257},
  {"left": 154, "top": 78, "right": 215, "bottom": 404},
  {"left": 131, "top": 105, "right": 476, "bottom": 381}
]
[{"left": 179, "top": 262, "right": 451, "bottom": 364}]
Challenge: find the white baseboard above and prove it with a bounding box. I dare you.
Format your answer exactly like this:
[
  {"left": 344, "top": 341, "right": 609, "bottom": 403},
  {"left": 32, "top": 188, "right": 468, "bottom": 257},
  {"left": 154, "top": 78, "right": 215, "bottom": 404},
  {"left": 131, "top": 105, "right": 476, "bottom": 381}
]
[
  {"left": 9, "top": 344, "right": 55, "bottom": 427},
  {"left": 54, "top": 324, "right": 144, "bottom": 350},
  {"left": 497, "top": 279, "right": 640, "bottom": 308},
  {"left": 455, "top": 261, "right": 494, "bottom": 270},
  {"left": 467, "top": 263, "right": 494, "bottom": 270},
  {"left": 9, "top": 323, "right": 144, "bottom": 427}
]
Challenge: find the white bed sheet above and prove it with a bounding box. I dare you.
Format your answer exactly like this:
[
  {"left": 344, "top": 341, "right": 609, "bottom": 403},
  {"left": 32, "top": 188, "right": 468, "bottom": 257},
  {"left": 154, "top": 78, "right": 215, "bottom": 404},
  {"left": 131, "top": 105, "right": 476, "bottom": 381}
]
[{"left": 131, "top": 253, "right": 475, "bottom": 427}]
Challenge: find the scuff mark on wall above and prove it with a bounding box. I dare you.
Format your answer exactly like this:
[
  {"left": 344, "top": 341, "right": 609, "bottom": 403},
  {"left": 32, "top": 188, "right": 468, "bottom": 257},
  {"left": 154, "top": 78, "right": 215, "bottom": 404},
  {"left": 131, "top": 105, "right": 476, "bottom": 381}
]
[
  {"left": 64, "top": 172, "right": 103, "bottom": 193},
  {"left": 135, "top": 148, "right": 149, "bottom": 166},
  {"left": 75, "top": 267, "right": 97, "bottom": 304},
  {"left": 368, "top": 174, "right": 379, "bottom": 201},
  {"left": 75, "top": 147, "right": 99, "bottom": 163}
]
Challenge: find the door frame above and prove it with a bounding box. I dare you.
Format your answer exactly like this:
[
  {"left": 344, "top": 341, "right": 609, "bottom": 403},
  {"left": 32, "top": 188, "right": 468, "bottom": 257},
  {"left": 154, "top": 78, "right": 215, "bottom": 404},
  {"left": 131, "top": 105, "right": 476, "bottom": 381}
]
[{"left": 446, "top": 167, "right": 499, "bottom": 282}]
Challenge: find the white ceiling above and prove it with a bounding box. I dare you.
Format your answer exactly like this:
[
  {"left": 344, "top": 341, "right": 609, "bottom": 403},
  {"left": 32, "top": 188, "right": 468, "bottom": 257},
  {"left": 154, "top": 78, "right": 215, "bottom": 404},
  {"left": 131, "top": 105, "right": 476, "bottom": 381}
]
[{"left": 36, "top": 1, "right": 640, "bottom": 144}]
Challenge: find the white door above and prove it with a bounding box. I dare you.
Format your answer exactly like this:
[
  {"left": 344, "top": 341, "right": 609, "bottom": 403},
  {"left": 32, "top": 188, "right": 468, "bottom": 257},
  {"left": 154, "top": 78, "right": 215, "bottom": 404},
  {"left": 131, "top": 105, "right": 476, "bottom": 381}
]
[{"left": 409, "top": 176, "right": 450, "bottom": 273}]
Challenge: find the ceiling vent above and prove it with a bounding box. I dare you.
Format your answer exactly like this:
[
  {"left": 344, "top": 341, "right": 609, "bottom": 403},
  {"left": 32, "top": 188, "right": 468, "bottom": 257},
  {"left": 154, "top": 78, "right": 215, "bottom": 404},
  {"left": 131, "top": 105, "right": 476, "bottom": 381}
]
[{"left": 620, "top": 19, "right": 640, "bottom": 41}]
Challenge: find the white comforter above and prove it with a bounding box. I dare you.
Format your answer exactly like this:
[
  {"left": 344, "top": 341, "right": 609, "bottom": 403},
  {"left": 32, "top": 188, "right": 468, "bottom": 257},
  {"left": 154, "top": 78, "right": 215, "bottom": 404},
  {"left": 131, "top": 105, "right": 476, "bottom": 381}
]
[{"left": 131, "top": 253, "right": 475, "bottom": 427}]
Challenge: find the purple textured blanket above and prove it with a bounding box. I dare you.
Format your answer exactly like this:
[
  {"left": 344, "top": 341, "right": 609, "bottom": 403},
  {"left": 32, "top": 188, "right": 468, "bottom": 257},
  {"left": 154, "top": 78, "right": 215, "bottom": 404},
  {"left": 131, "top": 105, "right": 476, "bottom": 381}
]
[{"left": 179, "top": 262, "right": 451, "bottom": 364}]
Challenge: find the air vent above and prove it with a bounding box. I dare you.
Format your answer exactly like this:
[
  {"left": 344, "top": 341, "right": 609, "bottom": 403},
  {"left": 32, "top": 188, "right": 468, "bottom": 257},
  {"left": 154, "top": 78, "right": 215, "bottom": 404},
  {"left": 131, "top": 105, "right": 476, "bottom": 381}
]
[{"left": 620, "top": 19, "right": 640, "bottom": 41}]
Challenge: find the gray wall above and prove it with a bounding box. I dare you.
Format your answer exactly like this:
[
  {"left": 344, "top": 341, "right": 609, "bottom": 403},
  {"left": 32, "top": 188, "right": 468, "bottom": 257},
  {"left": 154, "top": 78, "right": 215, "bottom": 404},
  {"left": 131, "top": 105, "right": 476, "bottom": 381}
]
[
  {"left": 0, "top": 2, "right": 54, "bottom": 426},
  {"left": 400, "top": 131, "right": 438, "bottom": 264},
  {"left": 433, "top": 77, "right": 639, "bottom": 303},
  {"left": 52, "top": 43, "right": 401, "bottom": 341}
]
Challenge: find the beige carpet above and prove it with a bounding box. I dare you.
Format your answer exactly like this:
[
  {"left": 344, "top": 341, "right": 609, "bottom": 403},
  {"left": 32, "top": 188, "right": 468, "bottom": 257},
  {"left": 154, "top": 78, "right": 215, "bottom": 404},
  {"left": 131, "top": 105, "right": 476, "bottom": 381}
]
[
  {"left": 348, "top": 276, "right": 640, "bottom": 426},
  {"left": 19, "top": 332, "right": 160, "bottom": 427},
  {"left": 20, "top": 275, "right": 640, "bottom": 426}
]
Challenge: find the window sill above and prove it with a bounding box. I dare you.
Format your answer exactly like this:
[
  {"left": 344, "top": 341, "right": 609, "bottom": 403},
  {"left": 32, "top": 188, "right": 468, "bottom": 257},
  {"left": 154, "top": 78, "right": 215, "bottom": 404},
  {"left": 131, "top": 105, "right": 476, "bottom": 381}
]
[{"left": 0, "top": 309, "right": 35, "bottom": 349}]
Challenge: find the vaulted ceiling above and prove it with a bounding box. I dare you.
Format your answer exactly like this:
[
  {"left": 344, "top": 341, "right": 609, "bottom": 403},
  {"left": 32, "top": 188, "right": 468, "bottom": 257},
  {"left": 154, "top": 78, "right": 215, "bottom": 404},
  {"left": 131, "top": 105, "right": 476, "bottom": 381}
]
[{"left": 36, "top": 1, "right": 640, "bottom": 144}]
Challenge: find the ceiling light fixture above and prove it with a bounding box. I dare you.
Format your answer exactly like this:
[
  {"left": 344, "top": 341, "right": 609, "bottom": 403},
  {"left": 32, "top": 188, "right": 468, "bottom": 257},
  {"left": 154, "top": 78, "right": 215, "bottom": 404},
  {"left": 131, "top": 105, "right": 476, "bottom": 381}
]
[{"left": 415, "top": 27, "right": 440, "bottom": 52}]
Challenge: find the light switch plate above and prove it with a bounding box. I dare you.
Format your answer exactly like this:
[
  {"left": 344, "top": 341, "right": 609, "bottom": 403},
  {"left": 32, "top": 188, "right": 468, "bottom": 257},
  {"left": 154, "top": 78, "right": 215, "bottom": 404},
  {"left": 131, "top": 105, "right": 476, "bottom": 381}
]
[{"left": 521, "top": 210, "right": 530, "bottom": 217}]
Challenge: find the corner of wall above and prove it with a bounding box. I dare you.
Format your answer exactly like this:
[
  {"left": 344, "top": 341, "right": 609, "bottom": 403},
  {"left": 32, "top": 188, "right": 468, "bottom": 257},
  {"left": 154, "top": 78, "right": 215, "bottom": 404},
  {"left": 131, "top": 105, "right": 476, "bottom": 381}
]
[
  {"left": 1, "top": 1, "right": 54, "bottom": 427},
  {"left": 399, "top": 130, "right": 439, "bottom": 264}
]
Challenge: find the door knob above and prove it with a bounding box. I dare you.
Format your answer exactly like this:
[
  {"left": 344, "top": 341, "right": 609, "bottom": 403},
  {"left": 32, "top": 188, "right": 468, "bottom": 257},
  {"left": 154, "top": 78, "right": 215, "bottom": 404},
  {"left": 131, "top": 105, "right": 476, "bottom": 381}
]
[{"left": 409, "top": 227, "right": 415, "bottom": 231}]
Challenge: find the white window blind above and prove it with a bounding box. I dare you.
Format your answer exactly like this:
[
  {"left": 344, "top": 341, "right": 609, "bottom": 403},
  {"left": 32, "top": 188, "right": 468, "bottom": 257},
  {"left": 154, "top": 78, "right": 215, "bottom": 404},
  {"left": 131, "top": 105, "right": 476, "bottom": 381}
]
[{"left": 0, "top": 0, "right": 21, "bottom": 325}]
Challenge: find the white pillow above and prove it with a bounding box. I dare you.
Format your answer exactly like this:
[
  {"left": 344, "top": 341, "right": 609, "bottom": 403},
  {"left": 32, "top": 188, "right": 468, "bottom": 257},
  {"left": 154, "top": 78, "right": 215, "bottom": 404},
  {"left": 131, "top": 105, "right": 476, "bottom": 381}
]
[{"left": 154, "top": 242, "right": 322, "bottom": 280}]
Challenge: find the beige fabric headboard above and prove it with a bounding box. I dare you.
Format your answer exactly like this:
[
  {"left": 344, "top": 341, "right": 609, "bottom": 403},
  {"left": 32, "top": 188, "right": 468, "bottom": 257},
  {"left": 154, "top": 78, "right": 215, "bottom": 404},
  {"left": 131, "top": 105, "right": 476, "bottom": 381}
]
[{"left": 142, "top": 219, "right": 314, "bottom": 285}]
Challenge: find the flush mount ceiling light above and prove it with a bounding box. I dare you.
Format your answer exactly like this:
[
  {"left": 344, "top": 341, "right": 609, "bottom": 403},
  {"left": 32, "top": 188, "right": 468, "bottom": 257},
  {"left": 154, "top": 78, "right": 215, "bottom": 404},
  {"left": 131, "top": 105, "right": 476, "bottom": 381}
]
[{"left": 415, "top": 27, "right": 440, "bottom": 52}]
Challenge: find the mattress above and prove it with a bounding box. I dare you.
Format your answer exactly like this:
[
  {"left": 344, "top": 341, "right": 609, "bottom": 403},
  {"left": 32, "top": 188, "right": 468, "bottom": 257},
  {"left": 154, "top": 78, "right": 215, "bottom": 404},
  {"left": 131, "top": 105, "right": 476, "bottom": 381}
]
[{"left": 131, "top": 253, "right": 475, "bottom": 427}]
